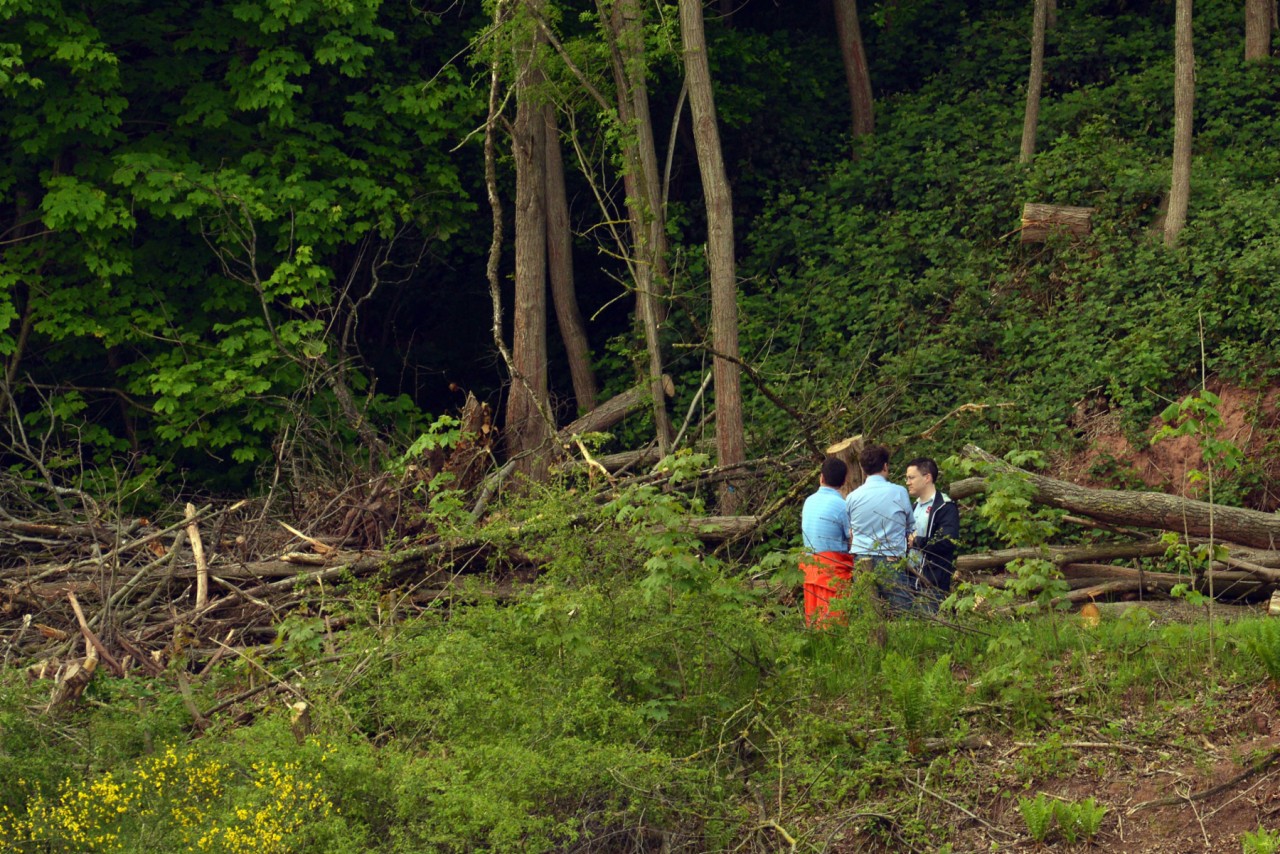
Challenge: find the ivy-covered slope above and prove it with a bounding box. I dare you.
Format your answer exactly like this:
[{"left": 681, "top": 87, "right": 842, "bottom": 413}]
[{"left": 733, "top": 0, "right": 1280, "bottom": 473}]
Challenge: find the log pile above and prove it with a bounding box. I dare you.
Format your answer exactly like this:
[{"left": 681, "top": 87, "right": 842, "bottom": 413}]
[{"left": 953, "top": 445, "right": 1280, "bottom": 603}]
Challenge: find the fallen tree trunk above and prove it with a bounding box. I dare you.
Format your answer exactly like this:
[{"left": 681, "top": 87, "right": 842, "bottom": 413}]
[
  {"left": 1060, "top": 562, "right": 1257, "bottom": 587},
  {"left": 680, "top": 515, "right": 760, "bottom": 543},
  {"left": 962, "top": 445, "right": 1280, "bottom": 551},
  {"left": 970, "top": 565, "right": 1264, "bottom": 601},
  {"left": 558, "top": 375, "right": 673, "bottom": 439},
  {"left": 559, "top": 447, "right": 662, "bottom": 475},
  {"left": 955, "top": 541, "right": 1171, "bottom": 573}
]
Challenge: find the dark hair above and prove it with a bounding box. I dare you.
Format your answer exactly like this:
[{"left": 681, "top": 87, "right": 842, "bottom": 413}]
[
  {"left": 821, "top": 456, "right": 848, "bottom": 488},
  {"left": 907, "top": 457, "right": 939, "bottom": 482},
  {"left": 859, "top": 444, "right": 890, "bottom": 475}
]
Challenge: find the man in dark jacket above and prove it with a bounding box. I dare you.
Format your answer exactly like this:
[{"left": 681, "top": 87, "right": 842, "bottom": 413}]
[{"left": 905, "top": 457, "right": 960, "bottom": 613}]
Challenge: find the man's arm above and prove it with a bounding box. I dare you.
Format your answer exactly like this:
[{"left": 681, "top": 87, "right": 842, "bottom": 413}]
[
  {"left": 927, "top": 500, "right": 960, "bottom": 560},
  {"left": 899, "top": 489, "right": 915, "bottom": 546}
]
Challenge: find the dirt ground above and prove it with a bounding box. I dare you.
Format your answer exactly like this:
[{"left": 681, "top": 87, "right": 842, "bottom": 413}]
[
  {"left": 1065, "top": 382, "right": 1280, "bottom": 511},
  {"left": 828, "top": 680, "right": 1280, "bottom": 852},
  {"left": 819, "top": 600, "right": 1280, "bottom": 853},
  {"left": 950, "top": 683, "right": 1280, "bottom": 852}
]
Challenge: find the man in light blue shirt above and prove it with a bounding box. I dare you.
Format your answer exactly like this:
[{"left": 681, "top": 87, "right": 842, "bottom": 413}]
[
  {"left": 802, "top": 457, "right": 852, "bottom": 555},
  {"left": 800, "top": 457, "right": 854, "bottom": 626},
  {"left": 846, "top": 444, "right": 914, "bottom": 613}
]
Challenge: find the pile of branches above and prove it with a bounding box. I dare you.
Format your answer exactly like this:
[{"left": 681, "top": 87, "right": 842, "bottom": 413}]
[
  {"left": 0, "top": 486, "right": 515, "bottom": 706},
  {"left": 0, "top": 390, "right": 811, "bottom": 711},
  {"left": 953, "top": 445, "right": 1280, "bottom": 605}
]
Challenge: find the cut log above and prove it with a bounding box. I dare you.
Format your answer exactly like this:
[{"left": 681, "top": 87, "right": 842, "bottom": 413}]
[
  {"left": 949, "top": 477, "right": 985, "bottom": 500},
  {"left": 680, "top": 515, "right": 760, "bottom": 543},
  {"left": 1020, "top": 202, "right": 1095, "bottom": 243},
  {"left": 1061, "top": 562, "right": 1265, "bottom": 597},
  {"left": 963, "top": 445, "right": 1280, "bottom": 551},
  {"left": 955, "top": 541, "right": 1170, "bottom": 573},
  {"left": 1061, "top": 580, "right": 1146, "bottom": 603},
  {"left": 559, "top": 375, "right": 673, "bottom": 440}
]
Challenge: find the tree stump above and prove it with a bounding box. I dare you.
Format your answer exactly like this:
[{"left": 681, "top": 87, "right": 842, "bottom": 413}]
[{"left": 826, "top": 436, "right": 864, "bottom": 496}]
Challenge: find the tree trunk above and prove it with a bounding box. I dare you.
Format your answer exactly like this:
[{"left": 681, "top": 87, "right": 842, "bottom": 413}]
[
  {"left": 601, "top": 0, "right": 675, "bottom": 456},
  {"left": 964, "top": 445, "right": 1280, "bottom": 550},
  {"left": 1047, "top": 0, "right": 1057, "bottom": 29},
  {"left": 1020, "top": 0, "right": 1050, "bottom": 164},
  {"left": 543, "top": 104, "right": 599, "bottom": 413},
  {"left": 1165, "top": 0, "right": 1194, "bottom": 246},
  {"left": 1246, "top": 0, "right": 1272, "bottom": 60},
  {"left": 558, "top": 374, "right": 672, "bottom": 439},
  {"left": 506, "top": 17, "right": 552, "bottom": 478},
  {"left": 832, "top": 0, "right": 875, "bottom": 140},
  {"left": 679, "top": 0, "right": 746, "bottom": 513}
]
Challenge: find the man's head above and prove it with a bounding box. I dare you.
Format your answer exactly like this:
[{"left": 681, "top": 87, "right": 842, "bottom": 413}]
[
  {"left": 820, "top": 456, "right": 848, "bottom": 489},
  {"left": 905, "top": 457, "right": 939, "bottom": 500},
  {"left": 859, "top": 444, "right": 891, "bottom": 476}
]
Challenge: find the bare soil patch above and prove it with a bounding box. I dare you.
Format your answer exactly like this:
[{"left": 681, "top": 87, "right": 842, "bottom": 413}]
[{"left": 1064, "top": 382, "right": 1280, "bottom": 511}]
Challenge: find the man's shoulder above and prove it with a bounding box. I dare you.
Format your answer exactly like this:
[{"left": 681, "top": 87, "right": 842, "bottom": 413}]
[
  {"left": 807, "top": 487, "right": 843, "bottom": 506},
  {"left": 846, "top": 480, "right": 875, "bottom": 501}
]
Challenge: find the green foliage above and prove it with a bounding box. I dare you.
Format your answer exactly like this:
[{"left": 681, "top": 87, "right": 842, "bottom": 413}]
[
  {"left": 1018, "top": 792, "right": 1056, "bottom": 842},
  {"left": 1153, "top": 388, "right": 1248, "bottom": 501},
  {"left": 880, "top": 652, "right": 960, "bottom": 750},
  {"left": 1017, "top": 792, "right": 1107, "bottom": 844},
  {"left": 1054, "top": 796, "right": 1108, "bottom": 843},
  {"left": 1242, "top": 827, "right": 1280, "bottom": 854},
  {"left": 948, "top": 455, "right": 1069, "bottom": 613},
  {"left": 1230, "top": 620, "right": 1280, "bottom": 684},
  {"left": 733, "top": 0, "right": 1280, "bottom": 466},
  {"left": 1, "top": 0, "right": 480, "bottom": 483},
  {"left": 274, "top": 613, "right": 327, "bottom": 666}
]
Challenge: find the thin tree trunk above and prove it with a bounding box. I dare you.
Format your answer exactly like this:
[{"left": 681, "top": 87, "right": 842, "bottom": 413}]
[
  {"left": 832, "top": 0, "right": 875, "bottom": 140},
  {"left": 679, "top": 0, "right": 745, "bottom": 512},
  {"left": 1020, "top": 0, "right": 1050, "bottom": 164},
  {"left": 1, "top": 198, "right": 39, "bottom": 421},
  {"left": 483, "top": 3, "right": 515, "bottom": 468},
  {"left": 1046, "top": 0, "right": 1057, "bottom": 29},
  {"left": 543, "top": 104, "right": 598, "bottom": 413},
  {"left": 1246, "top": 0, "right": 1271, "bottom": 60},
  {"left": 506, "top": 16, "right": 552, "bottom": 477},
  {"left": 602, "top": 0, "right": 674, "bottom": 454},
  {"left": 1165, "top": 0, "right": 1194, "bottom": 246}
]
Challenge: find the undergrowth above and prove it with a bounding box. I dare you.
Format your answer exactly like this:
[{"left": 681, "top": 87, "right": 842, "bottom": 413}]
[{"left": 2, "top": 478, "right": 1278, "bottom": 852}]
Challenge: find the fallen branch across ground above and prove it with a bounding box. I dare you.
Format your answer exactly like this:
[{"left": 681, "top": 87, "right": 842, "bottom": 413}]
[{"left": 1128, "top": 747, "right": 1280, "bottom": 813}]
